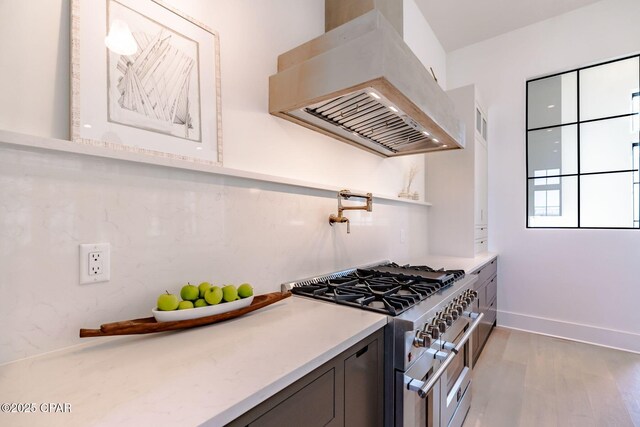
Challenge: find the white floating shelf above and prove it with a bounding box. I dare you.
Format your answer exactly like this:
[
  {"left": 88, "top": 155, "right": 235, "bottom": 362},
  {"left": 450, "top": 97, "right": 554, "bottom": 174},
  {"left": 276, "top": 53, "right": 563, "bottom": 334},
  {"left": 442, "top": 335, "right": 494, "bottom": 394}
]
[{"left": 0, "top": 129, "right": 432, "bottom": 207}]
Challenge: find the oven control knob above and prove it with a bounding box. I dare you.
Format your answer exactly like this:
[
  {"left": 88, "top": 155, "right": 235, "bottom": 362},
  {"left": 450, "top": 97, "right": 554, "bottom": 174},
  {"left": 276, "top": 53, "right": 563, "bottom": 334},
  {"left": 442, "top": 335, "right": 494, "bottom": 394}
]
[
  {"left": 446, "top": 308, "right": 459, "bottom": 321},
  {"left": 458, "top": 299, "right": 468, "bottom": 310},
  {"left": 453, "top": 304, "right": 464, "bottom": 315},
  {"left": 464, "top": 290, "right": 476, "bottom": 303},
  {"left": 440, "top": 312, "right": 453, "bottom": 325},
  {"left": 426, "top": 325, "right": 440, "bottom": 340},
  {"left": 434, "top": 318, "right": 447, "bottom": 333},
  {"left": 413, "top": 330, "right": 431, "bottom": 348}
]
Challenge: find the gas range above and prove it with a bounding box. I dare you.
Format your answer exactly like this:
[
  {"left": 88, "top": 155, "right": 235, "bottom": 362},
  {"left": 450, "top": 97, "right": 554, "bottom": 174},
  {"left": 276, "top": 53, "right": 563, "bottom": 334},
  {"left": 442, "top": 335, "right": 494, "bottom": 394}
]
[
  {"left": 283, "top": 262, "right": 465, "bottom": 316},
  {"left": 282, "top": 261, "right": 482, "bottom": 427}
]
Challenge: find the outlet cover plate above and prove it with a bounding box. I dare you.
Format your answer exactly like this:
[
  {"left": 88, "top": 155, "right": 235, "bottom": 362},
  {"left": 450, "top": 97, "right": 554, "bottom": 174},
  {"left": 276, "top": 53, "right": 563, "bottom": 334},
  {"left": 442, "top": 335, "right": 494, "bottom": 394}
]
[{"left": 80, "top": 243, "right": 110, "bottom": 284}]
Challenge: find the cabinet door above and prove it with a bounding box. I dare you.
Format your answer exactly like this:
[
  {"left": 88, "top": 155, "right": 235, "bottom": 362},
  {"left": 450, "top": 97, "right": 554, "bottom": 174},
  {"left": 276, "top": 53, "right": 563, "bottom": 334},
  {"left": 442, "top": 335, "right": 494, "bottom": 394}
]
[
  {"left": 249, "top": 368, "right": 338, "bottom": 427},
  {"left": 486, "top": 275, "right": 497, "bottom": 304},
  {"left": 344, "top": 339, "right": 382, "bottom": 427},
  {"left": 474, "top": 138, "right": 488, "bottom": 225}
]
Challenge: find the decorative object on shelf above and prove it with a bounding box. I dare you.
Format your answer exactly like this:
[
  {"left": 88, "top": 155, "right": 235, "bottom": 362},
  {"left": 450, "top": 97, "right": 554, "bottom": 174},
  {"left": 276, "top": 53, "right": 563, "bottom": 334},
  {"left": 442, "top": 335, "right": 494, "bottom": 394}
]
[
  {"left": 329, "top": 189, "right": 373, "bottom": 234},
  {"left": 70, "top": 0, "right": 222, "bottom": 168},
  {"left": 79, "top": 292, "right": 290, "bottom": 337},
  {"left": 398, "top": 164, "right": 420, "bottom": 200}
]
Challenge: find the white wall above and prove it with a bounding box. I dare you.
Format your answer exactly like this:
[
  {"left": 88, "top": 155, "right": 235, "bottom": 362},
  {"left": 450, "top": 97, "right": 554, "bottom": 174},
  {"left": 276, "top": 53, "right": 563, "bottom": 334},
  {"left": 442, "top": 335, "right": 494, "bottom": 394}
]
[
  {"left": 0, "top": 0, "right": 432, "bottom": 364},
  {"left": 403, "top": 0, "right": 447, "bottom": 90},
  {"left": 447, "top": 0, "right": 640, "bottom": 352}
]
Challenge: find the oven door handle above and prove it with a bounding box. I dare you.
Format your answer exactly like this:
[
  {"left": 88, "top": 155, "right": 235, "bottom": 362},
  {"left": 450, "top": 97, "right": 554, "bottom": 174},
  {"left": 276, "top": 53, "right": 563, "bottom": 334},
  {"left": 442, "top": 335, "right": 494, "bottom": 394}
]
[{"left": 405, "top": 312, "right": 484, "bottom": 399}]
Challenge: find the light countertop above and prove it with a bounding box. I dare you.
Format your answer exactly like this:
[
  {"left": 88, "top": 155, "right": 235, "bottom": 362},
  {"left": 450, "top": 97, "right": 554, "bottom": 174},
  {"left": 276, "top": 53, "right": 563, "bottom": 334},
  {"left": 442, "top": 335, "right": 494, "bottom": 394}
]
[
  {"left": 0, "top": 297, "right": 387, "bottom": 427},
  {"left": 411, "top": 252, "right": 498, "bottom": 273}
]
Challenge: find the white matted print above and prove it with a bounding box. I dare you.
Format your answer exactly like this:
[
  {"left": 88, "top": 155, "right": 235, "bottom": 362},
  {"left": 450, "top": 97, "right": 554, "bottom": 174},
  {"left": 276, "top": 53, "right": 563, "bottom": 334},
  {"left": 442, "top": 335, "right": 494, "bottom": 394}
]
[{"left": 71, "top": 0, "right": 222, "bottom": 166}]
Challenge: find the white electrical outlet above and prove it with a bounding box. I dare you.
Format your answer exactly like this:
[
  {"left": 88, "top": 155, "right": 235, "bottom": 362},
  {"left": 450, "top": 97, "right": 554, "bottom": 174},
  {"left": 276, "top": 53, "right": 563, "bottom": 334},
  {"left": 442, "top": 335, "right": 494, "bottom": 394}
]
[
  {"left": 89, "top": 251, "right": 103, "bottom": 275},
  {"left": 80, "top": 243, "right": 110, "bottom": 284}
]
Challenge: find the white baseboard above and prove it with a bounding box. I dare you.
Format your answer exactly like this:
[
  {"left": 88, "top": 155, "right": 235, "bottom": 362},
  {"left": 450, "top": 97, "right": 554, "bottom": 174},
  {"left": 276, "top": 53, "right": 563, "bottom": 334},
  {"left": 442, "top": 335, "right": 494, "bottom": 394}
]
[{"left": 497, "top": 310, "right": 640, "bottom": 354}]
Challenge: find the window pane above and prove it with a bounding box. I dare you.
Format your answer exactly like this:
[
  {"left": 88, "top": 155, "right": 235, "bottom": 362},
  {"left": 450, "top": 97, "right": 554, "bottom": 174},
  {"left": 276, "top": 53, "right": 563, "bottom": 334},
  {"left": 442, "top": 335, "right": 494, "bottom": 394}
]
[
  {"left": 547, "top": 168, "right": 560, "bottom": 185},
  {"left": 580, "top": 172, "right": 636, "bottom": 228},
  {"left": 580, "top": 116, "right": 637, "bottom": 173},
  {"left": 528, "top": 125, "right": 578, "bottom": 177},
  {"left": 476, "top": 108, "right": 482, "bottom": 132},
  {"left": 528, "top": 72, "right": 577, "bottom": 129},
  {"left": 547, "top": 190, "right": 560, "bottom": 206},
  {"left": 547, "top": 206, "right": 560, "bottom": 216},
  {"left": 528, "top": 176, "right": 577, "bottom": 227},
  {"left": 580, "top": 57, "right": 640, "bottom": 121},
  {"left": 533, "top": 169, "right": 546, "bottom": 185}
]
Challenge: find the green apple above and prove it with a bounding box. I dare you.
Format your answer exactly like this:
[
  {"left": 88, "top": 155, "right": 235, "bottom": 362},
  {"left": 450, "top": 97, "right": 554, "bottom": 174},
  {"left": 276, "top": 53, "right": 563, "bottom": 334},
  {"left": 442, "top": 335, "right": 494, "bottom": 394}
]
[
  {"left": 178, "top": 300, "right": 194, "bottom": 310},
  {"left": 204, "top": 286, "right": 223, "bottom": 305},
  {"left": 198, "top": 282, "right": 211, "bottom": 298},
  {"left": 157, "top": 291, "right": 179, "bottom": 311},
  {"left": 194, "top": 298, "right": 207, "bottom": 308},
  {"left": 222, "top": 285, "right": 238, "bottom": 302},
  {"left": 238, "top": 283, "right": 254, "bottom": 298},
  {"left": 180, "top": 283, "right": 199, "bottom": 301}
]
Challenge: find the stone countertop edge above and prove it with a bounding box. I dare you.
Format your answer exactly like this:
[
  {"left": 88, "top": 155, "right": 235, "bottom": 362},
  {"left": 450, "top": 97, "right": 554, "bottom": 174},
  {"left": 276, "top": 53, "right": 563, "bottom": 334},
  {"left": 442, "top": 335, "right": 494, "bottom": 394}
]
[
  {"left": 0, "top": 297, "right": 387, "bottom": 427},
  {"left": 411, "top": 252, "right": 498, "bottom": 274}
]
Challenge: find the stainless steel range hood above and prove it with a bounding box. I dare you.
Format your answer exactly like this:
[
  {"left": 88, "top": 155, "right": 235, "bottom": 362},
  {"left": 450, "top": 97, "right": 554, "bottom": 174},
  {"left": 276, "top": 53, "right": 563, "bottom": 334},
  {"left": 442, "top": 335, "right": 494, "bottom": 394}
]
[{"left": 269, "top": 0, "right": 464, "bottom": 157}]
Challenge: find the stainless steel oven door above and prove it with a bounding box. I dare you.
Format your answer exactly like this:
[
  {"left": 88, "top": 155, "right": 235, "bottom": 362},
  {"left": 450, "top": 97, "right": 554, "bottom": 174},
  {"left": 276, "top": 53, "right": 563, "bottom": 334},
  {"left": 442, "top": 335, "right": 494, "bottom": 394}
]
[
  {"left": 398, "top": 355, "right": 441, "bottom": 427},
  {"left": 402, "top": 311, "right": 483, "bottom": 427},
  {"left": 440, "top": 323, "right": 472, "bottom": 427}
]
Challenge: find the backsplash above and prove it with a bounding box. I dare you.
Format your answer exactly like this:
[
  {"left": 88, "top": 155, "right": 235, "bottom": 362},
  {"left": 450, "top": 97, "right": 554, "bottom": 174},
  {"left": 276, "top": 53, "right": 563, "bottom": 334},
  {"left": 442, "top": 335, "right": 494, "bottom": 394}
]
[{"left": 0, "top": 145, "right": 429, "bottom": 364}]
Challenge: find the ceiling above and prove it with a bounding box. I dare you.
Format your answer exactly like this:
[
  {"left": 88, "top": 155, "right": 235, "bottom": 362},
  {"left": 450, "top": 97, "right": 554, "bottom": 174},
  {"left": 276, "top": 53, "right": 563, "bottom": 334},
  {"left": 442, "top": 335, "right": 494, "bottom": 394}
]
[{"left": 415, "top": 0, "right": 603, "bottom": 52}]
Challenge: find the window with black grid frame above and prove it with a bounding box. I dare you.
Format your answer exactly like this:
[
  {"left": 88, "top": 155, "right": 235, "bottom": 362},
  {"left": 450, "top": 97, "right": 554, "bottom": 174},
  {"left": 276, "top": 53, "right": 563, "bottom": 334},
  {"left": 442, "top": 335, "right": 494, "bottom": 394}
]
[{"left": 526, "top": 54, "right": 640, "bottom": 228}]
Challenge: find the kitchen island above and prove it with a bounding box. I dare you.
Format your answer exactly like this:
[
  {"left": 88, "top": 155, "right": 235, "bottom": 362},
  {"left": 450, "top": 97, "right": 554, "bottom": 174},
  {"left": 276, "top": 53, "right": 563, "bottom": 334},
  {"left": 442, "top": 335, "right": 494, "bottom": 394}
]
[{"left": 0, "top": 297, "right": 386, "bottom": 427}]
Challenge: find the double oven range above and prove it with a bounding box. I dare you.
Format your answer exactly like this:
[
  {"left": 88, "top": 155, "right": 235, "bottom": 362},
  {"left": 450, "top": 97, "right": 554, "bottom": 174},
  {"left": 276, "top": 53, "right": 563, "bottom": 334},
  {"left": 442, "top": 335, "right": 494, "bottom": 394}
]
[{"left": 282, "top": 261, "right": 482, "bottom": 427}]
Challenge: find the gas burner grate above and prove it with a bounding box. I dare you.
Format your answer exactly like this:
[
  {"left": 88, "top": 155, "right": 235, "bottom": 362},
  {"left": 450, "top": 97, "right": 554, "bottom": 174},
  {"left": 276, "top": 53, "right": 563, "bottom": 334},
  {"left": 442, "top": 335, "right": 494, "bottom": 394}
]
[{"left": 290, "top": 266, "right": 459, "bottom": 316}]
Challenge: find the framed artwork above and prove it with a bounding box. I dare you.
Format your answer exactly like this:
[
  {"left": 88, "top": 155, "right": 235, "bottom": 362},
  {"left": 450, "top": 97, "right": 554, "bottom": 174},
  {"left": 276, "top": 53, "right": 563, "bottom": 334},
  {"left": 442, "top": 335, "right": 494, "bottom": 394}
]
[{"left": 70, "top": 0, "right": 222, "bottom": 167}]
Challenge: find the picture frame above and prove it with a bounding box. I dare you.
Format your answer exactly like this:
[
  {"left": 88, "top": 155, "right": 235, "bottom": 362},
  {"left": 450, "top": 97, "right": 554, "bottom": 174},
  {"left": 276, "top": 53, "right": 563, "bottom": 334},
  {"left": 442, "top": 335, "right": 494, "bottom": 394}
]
[{"left": 70, "top": 0, "right": 222, "bottom": 167}]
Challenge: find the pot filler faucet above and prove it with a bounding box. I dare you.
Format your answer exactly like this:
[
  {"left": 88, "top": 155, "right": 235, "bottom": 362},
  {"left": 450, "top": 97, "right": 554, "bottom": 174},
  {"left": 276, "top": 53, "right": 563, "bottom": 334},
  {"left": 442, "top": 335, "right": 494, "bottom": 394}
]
[{"left": 329, "top": 189, "right": 373, "bottom": 234}]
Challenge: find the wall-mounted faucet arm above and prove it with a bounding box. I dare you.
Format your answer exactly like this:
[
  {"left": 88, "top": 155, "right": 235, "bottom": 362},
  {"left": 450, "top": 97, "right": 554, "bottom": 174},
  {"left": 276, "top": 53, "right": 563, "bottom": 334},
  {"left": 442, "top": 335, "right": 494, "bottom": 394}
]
[
  {"left": 329, "top": 214, "right": 350, "bottom": 233},
  {"left": 329, "top": 189, "right": 373, "bottom": 234}
]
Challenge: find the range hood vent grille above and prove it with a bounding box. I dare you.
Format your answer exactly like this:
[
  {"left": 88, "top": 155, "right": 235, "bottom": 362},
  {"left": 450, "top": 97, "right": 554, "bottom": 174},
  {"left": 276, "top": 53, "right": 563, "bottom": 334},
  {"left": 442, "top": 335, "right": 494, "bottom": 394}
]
[{"left": 304, "top": 91, "right": 437, "bottom": 154}]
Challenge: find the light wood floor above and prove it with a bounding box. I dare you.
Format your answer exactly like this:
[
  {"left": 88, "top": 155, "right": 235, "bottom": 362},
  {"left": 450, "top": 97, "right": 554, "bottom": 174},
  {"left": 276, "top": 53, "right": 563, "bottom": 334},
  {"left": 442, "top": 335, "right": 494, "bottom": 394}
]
[{"left": 464, "top": 327, "right": 640, "bottom": 427}]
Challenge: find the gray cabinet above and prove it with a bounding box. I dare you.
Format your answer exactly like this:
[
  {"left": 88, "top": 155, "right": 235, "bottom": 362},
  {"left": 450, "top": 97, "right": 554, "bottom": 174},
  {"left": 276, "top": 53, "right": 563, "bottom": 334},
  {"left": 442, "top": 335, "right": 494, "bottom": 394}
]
[
  {"left": 471, "top": 257, "right": 498, "bottom": 365},
  {"left": 227, "top": 328, "right": 384, "bottom": 427}
]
